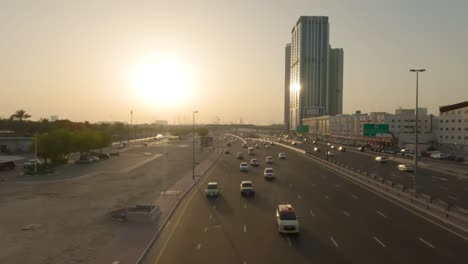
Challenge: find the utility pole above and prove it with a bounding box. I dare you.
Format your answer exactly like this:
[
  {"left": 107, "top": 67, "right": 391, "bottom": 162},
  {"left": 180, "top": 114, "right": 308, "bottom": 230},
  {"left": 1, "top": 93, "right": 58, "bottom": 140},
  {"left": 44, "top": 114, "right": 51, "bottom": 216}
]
[{"left": 192, "top": 111, "right": 199, "bottom": 181}]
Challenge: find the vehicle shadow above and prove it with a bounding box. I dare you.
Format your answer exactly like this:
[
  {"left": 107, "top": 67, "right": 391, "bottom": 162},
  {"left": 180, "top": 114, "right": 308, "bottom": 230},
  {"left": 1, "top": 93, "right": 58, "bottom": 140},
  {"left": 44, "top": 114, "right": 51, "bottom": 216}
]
[{"left": 209, "top": 193, "right": 233, "bottom": 216}]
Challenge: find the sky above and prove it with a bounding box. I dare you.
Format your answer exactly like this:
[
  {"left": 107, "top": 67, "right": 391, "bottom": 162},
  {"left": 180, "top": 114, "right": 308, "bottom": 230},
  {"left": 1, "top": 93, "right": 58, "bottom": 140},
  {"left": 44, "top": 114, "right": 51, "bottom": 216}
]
[{"left": 1, "top": 0, "right": 467, "bottom": 125}]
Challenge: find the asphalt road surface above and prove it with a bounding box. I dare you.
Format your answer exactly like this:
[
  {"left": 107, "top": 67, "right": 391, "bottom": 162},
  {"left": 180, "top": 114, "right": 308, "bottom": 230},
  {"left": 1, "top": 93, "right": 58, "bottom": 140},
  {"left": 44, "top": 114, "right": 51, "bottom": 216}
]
[{"left": 146, "top": 137, "right": 468, "bottom": 264}]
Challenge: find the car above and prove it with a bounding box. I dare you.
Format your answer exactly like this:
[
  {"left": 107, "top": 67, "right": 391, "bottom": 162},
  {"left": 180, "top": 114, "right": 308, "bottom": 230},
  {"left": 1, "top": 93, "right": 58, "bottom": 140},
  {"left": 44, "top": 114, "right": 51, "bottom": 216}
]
[
  {"left": 375, "top": 156, "right": 388, "bottom": 163},
  {"left": 23, "top": 159, "right": 43, "bottom": 169},
  {"left": 264, "top": 168, "right": 275, "bottom": 179},
  {"left": 250, "top": 159, "right": 259, "bottom": 167},
  {"left": 314, "top": 147, "right": 320, "bottom": 152},
  {"left": 430, "top": 152, "right": 446, "bottom": 159},
  {"left": 226, "top": 142, "right": 231, "bottom": 147},
  {"left": 312, "top": 140, "right": 316, "bottom": 144},
  {"left": 205, "top": 182, "right": 219, "bottom": 197},
  {"left": 276, "top": 204, "right": 300, "bottom": 234},
  {"left": 240, "top": 181, "right": 255, "bottom": 196},
  {"left": 278, "top": 153, "right": 286, "bottom": 159},
  {"left": 265, "top": 156, "right": 273, "bottom": 164},
  {"left": 98, "top": 153, "right": 110, "bottom": 160},
  {"left": 404, "top": 152, "right": 415, "bottom": 158},
  {"left": 240, "top": 162, "right": 249, "bottom": 171},
  {"left": 109, "top": 151, "right": 120, "bottom": 156},
  {"left": 248, "top": 147, "right": 254, "bottom": 155},
  {"left": 265, "top": 144, "right": 270, "bottom": 149},
  {"left": 327, "top": 151, "right": 335, "bottom": 157},
  {"left": 382, "top": 149, "right": 396, "bottom": 155},
  {"left": 327, "top": 143, "right": 331, "bottom": 146},
  {"left": 398, "top": 164, "right": 414, "bottom": 172},
  {"left": 224, "top": 149, "right": 230, "bottom": 154},
  {"left": 88, "top": 156, "right": 100, "bottom": 162},
  {"left": 330, "top": 145, "right": 335, "bottom": 149},
  {"left": 255, "top": 143, "right": 260, "bottom": 149},
  {"left": 338, "top": 146, "right": 346, "bottom": 152},
  {"left": 242, "top": 143, "right": 248, "bottom": 148},
  {"left": 271, "top": 142, "right": 275, "bottom": 145},
  {"left": 357, "top": 146, "right": 365, "bottom": 152},
  {"left": 237, "top": 153, "right": 244, "bottom": 160},
  {"left": 291, "top": 142, "right": 296, "bottom": 146},
  {"left": 0, "top": 160, "right": 16, "bottom": 170},
  {"left": 75, "top": 157, "right": 94, "bottom": 164}
]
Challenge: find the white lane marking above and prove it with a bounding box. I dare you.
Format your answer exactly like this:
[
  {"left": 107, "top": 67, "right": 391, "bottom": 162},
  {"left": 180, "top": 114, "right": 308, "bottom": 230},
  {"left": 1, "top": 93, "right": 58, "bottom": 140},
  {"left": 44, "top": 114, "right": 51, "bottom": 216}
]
[
  {"left": 391, "top": 174, "right": 400, "bottom": 179},
  {"left": 297, "top": 194, "right": 303, "bottom": 199},
  {"left": 196, "top": 243, "right": 202, "bottom": 250},
  {"left": 440, "top": 186, "right": 448, "bottom": 190},
  {"left": 209, "top": 214, "right": 213, "bottom": 220},
  {"left": 376, "top": 210, "right": 387, "bottom": 218},
  {"left": 311, "top": 184, "right": 316, "bottom": 187},
  {"left": 213, "top": 204, "right": 217, "bottom": 209},
  {"left": 351, "top": 194, "right": 358, "bottom": 200},
  {"left": 343, "top": 210, "right": 350, "bottom": 217},
  {"left": 243, "top": 261, "right": 247, "bottom": 264},
  {"left": 330, "top": 237, "right": 339, "bottom": 248},
  {"left": 243, "top": 224, "right": 247, "bottom": 233},
  {"left": 203, "top": 227, "right": 207, "bottom": 233},
  {"left": 374, "top": 237, "right": 387, "bottom": 248},
  {"left": 216, "top": 197, "right": 219, "bottom": 201},
  {"left": 324, "top": 194, "right": 329, "bottom": 199},
  {"left": 287, "top": 237, "right": 292, "bottom": 247},
  {"left": 418, "top": 237, "right": 436, "bottom": 248},
  {"left": 244, "top": 203, "right": 247, "bottom": 209},
  {"left": 432, "top": 176, "right": 448, "bottom": 181},
  {"left": 448, "top": 195, "right": 457, "bottom": 200},
  {"left": 310, "top": 210, "right": 316, "bottom": 217}
]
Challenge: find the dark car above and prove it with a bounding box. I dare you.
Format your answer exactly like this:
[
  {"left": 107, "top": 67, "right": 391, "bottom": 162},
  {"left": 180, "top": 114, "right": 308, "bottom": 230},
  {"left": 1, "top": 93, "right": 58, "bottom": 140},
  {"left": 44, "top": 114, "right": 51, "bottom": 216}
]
[
  {"left": 98, "top": 153, "right": 110, "bottom": 160},
  {"left": 109, "top": 151, "right": 120, "bottom": 156},
  {"left": 357, "top": 147, "right": 365, "bottom": 152},
  {"left": 226, "top": 142, "right": 231, "bottom": 147},
  {"left": 0, "top": 161, "right": 16, "bottom": 170}
]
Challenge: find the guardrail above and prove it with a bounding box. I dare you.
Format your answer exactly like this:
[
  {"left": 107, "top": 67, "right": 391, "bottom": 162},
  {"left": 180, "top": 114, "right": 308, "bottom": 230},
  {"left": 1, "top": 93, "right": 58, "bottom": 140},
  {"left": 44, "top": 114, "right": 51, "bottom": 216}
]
[
  {"left": 254, "top": 137, "right": 468, "bottom": 237},
  {"left": 226, "top": 133, "right": 247, "bottom": 144}
]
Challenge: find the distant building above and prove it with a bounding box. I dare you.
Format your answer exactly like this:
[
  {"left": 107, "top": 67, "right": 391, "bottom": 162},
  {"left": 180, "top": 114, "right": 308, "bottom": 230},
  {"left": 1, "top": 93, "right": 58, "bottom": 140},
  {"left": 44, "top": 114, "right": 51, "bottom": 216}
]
[
  {"left": 436, "top": 101, "right": 468, "bottom": 154},
  {"left": 153, "top": 120, "right": 168, "bottom": 126},
  {"left": 284, "top": 43, "right": 291, "bottom": 131},
  {"left": 50, "top": 115, "right": 58, "bottom": 122},
  {"left": 328, "top": 48, "right": 344, "bottom": 115},
  {"left": 288, "top": 16, "right": 344, "bottom": 130}
]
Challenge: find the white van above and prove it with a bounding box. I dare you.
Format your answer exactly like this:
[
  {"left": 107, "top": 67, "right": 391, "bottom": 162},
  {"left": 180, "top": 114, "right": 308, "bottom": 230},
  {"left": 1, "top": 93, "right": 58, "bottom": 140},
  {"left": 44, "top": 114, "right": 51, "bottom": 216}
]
[{"left": 248, "top": 147, "right": 254, "bottom": 155}]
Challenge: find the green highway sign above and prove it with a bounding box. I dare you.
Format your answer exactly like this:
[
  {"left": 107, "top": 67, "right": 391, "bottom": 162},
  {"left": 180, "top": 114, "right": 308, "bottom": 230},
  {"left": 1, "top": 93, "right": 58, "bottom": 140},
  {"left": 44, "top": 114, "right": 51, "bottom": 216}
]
[
  {"left": 363, "top": 124, "right": 389, "bottom": 137},
  {"left": 296, "top": 125, "right": 309, "bottom": 133}
]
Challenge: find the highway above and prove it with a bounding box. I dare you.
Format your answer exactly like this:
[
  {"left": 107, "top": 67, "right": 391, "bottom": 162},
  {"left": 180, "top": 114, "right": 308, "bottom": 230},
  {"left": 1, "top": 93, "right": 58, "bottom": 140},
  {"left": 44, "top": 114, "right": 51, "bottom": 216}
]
[
  {"left": 291, "top": 140, "right": 468, "bottom": 209},
  {"left": 145, "top": 136, "right": 468, "bottom": 264}
]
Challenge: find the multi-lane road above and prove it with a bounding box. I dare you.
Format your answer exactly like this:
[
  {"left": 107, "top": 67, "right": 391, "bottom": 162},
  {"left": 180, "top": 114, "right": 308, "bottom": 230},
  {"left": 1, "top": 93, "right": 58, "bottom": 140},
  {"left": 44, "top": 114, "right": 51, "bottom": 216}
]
[
  {"left": 144, "top": 136, "right": 468, "bottom": 264},
  {"left": 281, "top": 139, "right": 468, "bottom": 208}
]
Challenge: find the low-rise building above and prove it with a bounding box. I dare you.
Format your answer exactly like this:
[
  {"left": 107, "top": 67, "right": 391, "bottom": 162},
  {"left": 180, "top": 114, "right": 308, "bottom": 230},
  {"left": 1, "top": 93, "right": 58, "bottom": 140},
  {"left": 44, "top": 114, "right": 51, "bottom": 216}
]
[{"left": 436, "top": 101, "right": 468, "bottom": 155}]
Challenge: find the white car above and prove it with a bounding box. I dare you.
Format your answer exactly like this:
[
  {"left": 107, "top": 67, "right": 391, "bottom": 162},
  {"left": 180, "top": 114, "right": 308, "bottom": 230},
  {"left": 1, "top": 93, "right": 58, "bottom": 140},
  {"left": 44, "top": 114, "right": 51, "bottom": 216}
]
[
  {"left": 240, "top": 162, "right": 249, "bottom": 172},
  {"left": 375, "top": 156, "right": 388, "bottom": 163},
  {"left": 248, "top": 147, "right": 255, "bottom": 155},
  {"left": 265, "top": 156, "right": 273, "bottom": 164},
  {"left": 237, "top": 153, "right": 244, "bottom": 160},
  {"left": 278, "top": 153, "right": 286, "bottom": 159},
  {"left": 264, "top": 168, "right": 275, "bottom": 179},
  {"left": 89, "top": 156, "right": 100, "bottom": 162},
  {"left": 205, "top": 182, "right": 219, "bottom": 197},
  {"left": 276, "top": 204, "right": 300, "bottom": 234},
  {"left": 430, "top": 153, "right": 446, "bottom": 159},
  {"left": 398, "top": 164, "right": 414, "bottom": 172},
  {"left": 240, "top": 181, "right": 255, "bottom": 196}
]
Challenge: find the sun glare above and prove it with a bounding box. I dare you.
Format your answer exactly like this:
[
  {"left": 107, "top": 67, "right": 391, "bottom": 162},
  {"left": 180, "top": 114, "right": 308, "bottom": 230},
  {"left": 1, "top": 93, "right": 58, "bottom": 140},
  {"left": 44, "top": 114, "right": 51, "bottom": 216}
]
[{"left": 131, "top": 55, "right": 191, "bottom": 107}]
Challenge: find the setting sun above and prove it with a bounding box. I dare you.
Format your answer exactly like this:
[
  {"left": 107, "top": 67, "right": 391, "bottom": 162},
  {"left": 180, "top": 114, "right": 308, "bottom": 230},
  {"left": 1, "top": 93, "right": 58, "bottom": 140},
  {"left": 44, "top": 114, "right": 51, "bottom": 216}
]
[{"left": 130, "top": 54, "right": 191, "bottom": 107}]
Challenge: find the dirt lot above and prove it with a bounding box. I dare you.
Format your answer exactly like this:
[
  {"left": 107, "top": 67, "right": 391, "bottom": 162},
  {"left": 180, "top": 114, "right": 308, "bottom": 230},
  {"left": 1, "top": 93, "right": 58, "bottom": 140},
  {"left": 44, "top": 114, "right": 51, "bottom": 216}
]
[{"left": 0, "top": 139, "right": 211, "bottom": 264}]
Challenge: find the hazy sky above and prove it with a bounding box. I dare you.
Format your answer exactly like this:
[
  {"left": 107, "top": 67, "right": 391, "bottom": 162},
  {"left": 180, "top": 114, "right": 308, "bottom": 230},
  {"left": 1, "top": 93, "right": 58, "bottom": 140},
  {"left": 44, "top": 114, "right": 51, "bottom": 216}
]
[{"left": 1, "top": 0, "right": 467, "bottom": 125}]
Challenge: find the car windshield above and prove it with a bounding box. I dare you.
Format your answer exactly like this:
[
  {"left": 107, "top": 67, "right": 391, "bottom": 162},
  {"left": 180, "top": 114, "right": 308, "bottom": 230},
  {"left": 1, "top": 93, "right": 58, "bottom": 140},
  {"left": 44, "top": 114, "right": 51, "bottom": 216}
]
[
  {"left": 207, "top": 184, "right": 218, "bottom": 189},
  {"left": 242, "top": 183, "right": 253, "bottom": 187},
  {"left": 279, "top": 211, "right": 297, "bottom": 220},
  {"left": 265, "top": 169, "right": 273, "bottom": 173}
]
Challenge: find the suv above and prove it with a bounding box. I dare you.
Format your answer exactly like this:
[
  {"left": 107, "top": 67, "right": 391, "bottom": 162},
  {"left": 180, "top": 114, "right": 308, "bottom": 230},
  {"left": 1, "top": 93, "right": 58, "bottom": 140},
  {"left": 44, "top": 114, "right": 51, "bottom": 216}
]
[
  {"left": 398, "top": 164, "right": 414, "bottom": 172},
  {"left": 205, "top": 182, "right": 219, "bottom": 197},
  {"left": 240, "top": 181, "right": 255, "bottom": 196},
  {"left": 224, "top": 149, "right": 230, "bottom": 154},
  {"left": 248, "top": 147, "right": 254, "bottom": 155},
  {"left": 250, "top": 159, "right": 259, "bottom": 167},
  {"left": 240, "top": 162, "right": 249, "bottom": 172},
  {"left": 237, "top": 153, "right": 244, "bottom": 160},
  {"left": 265, "top": 156, "right": 273, "bottom": 164},
  {"left": 276, "top": 204, "right": 300, "bottom": 234},
  {"left": 278, "top": 153, "right": 286, "bottom": 159},
  {"left": 264, "top": 168, "right": 275, "bottom": 179}
]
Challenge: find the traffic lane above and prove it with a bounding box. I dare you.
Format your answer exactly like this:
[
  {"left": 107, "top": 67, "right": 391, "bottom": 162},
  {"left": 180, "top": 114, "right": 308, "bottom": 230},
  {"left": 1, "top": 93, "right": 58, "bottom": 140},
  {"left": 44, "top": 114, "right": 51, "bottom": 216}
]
[
  {"left": 298, "top": 143, "right": 468, "bottom": 207},
  {"left": 266, "top": 146, "right": 468, "bottom": 263}
]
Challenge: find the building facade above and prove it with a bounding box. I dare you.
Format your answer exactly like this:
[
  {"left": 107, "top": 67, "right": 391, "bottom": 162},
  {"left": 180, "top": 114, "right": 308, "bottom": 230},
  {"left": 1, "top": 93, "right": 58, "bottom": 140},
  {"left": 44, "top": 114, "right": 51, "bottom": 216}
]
[
  {"left": 284, "top": 44, "right": 291, "bottom": 130},
  {"left": 436, "top": 101, "right": 468, "bottom": 154},
  {"left": 328, "top": 47, "right": 344, "bottom": 115},
  {"left": 288, "top": 16, "right": 343, "bottom": 131}
]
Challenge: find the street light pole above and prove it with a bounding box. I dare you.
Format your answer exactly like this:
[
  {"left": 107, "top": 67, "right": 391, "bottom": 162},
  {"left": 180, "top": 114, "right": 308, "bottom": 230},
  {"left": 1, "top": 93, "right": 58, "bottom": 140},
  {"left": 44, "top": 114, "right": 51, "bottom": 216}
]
[
  {"left": 192, "top": 111, "right": 198, "bottom": 181},
  {"left": 410, "top": 68, "right": 426, "bottom": 196}
]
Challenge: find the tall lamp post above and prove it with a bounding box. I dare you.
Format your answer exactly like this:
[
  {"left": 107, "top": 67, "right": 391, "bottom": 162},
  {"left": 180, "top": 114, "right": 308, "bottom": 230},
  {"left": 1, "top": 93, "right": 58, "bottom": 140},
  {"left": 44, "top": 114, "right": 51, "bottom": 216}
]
[
  {"left": 192, "top": 111, "right": 199, "bottom": 181},
  {"left": 409, "top": 68, "right": 426, "bottom": 196}
]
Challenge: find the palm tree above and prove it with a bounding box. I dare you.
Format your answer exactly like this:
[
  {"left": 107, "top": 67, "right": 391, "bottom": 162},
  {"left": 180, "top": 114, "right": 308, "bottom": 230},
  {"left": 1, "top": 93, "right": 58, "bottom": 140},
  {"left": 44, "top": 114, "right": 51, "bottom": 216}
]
[{"left": 10, "top": 109, "right": 32, "bottom": 121}]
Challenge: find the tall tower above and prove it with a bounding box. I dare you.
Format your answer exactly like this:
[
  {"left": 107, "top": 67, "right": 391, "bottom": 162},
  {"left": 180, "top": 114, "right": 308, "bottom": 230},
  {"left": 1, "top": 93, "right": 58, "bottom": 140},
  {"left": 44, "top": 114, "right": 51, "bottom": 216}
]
[
  {"left": 290, "top": 16, "right": 330, "bottom": 130},
  {"left": 328, "top": 47, "right": 344, "bottom": 115},
  {"left": 284, "top": 44, "right": 291, "bottom": 131}
]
